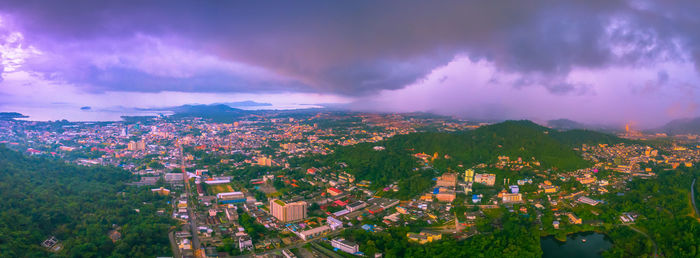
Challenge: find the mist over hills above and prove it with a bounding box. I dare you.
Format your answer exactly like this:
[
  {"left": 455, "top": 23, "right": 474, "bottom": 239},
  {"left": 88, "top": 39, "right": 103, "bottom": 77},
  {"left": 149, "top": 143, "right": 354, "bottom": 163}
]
[
  {"left": 654, "top": 117, "right": 700, "bottom": 135},
  {"left": 545, "top": 118, "right": 624, "bottom": 133}
]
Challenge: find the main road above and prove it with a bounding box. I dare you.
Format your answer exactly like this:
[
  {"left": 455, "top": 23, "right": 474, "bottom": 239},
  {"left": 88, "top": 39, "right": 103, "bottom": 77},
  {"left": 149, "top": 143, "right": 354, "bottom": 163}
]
[
  {"left": 180, "top": 142, "right": 201, "bottom": 251},
  {"left": 692, "top": 178, "right": 699, "bottom": 219}
]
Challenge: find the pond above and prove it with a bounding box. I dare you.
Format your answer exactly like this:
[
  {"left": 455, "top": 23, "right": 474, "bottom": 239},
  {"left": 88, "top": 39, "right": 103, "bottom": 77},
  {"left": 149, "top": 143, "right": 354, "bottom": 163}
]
[{"left": 541, "top": 231, "right": 613, "bottom": 258}]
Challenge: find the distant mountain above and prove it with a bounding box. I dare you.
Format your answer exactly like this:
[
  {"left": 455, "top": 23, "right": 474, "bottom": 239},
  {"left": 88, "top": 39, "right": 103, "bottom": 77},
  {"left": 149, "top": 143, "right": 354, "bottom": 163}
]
[
  {"left": 219, "top": 100, "right": 272, "bottom": 108},
  {"left": 546, "top": 118, "right": 623, "bottom": 134},
  {"left": 547, "top": 119, "right": 587, "bottom": 130},
  {"left": 0, "top": 112, "right": 28, "bottom": 120},
  {"left": 656, "top": 117, "right": 700, "bottom": 135},
  {"left": 169, "top": 104, "right": 250, "bottom": 122}
]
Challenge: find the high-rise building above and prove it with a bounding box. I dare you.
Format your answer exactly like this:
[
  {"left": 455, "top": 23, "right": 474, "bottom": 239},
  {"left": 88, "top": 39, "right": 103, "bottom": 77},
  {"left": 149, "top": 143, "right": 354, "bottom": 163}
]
[
  {"left": 128, "top": 140, "right": 146, "bottom": 151},
  {"left": 257, "top": 156, "right": 273, "bottom": 166},
  {"left": 270, "top": 199, "right": 307, "bottom": 222},
  {"left": 464, "top": 169, "right": 474, "bottom": 182},
  {"left": 436, "top": 173, "right": 457, "bottom": 187}
]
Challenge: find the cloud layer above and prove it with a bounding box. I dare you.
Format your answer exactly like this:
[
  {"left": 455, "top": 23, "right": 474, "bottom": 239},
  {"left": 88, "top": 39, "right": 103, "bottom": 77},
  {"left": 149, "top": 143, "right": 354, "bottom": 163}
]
[{"left": 0, "top": 1, "right": 700, "bottom": 125}]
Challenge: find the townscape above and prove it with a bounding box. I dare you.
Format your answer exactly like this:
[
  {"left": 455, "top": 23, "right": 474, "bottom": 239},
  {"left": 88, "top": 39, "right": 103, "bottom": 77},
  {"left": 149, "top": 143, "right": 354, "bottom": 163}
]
[
  {"left": 3, "top": 2, "right": 700, "bottom": 257},
  {"left": 2, "top": 108, "right": 699, "bottom": 257}
]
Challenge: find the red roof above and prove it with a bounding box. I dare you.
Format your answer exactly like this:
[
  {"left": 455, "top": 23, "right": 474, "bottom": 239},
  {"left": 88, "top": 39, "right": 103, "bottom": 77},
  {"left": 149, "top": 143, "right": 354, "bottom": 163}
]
[{"left": 328, "top": 187, "right": 343, "bottom": 194}]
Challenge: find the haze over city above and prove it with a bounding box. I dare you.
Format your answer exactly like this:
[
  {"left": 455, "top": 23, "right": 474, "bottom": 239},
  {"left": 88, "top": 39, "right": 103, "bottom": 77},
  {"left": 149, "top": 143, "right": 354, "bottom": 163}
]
[{"left": 1, "top": 1, "right": 700, "bottom": 127}]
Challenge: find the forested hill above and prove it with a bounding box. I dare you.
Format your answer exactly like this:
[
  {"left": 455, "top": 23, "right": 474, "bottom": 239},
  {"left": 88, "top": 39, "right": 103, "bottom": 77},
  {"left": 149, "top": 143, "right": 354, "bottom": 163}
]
[
  {"left": 383, "top": 120, "right": 611, "bottom": 170},
  {"left": 0, "top": 145, "right": 174, "bottom": 257},
  {"left": 332, "top": 120, "right": 626, "bottom": 194}
]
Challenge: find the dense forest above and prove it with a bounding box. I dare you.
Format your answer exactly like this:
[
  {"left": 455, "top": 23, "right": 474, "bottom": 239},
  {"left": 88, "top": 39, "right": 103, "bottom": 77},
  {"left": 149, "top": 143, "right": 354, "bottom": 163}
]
[
  {"left": 340, "top": 211, "right": 543, "bottom": 257},
  {"left": 0, "top": 145, "right": 175, "bottom": 257},
  {"left": 602, "top": 166, "right": 700, "bottom": 257}
]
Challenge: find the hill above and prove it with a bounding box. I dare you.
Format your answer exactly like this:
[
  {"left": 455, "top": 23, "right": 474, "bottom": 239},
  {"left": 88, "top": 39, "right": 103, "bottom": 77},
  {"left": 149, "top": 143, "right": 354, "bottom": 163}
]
[
  {"left": 384, "top": 120, "right": 591, "bottom": 170},
  {"left": 219, "top": 100, "right": 273, "bottom": 108},
  {"left": 546, "top": 118, "right": 622, "bottom": 133},
  {"left": 0, "top": 112, "right": 28, "bottom": 120},
  {"left": 0, "top": 146, "right": 174, "bottom": 257},
  {"left": 169, "top": 104, "right": 250, "bottom": 122},
  {"left": 656, "top": 117, "right": 700, "bottom": 135},
  {"left": 331, "top": 120, "right": 627, "bottom": 196},
  {"left": 547, "top": 118, "right": 588, "bottom": 130},
  {"left": 550, "top": 128, "right": 632, "bottom": 147}
]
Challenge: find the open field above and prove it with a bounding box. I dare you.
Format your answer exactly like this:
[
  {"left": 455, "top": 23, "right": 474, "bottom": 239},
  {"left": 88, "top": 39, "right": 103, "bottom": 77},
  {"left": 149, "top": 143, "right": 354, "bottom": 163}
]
[{"left": 209, "top": 184, "right": 233, "bottom": 194}]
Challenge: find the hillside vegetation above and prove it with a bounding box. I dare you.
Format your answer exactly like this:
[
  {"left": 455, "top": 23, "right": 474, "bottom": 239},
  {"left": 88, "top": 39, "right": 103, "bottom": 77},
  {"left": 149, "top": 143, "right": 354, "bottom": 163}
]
[{"left": 332, "top": 120, "right": 626, "bottom": 197}]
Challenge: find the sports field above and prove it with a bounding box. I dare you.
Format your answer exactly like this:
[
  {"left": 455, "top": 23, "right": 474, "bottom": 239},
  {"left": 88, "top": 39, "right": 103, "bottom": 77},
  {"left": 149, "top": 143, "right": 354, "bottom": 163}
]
[{"left": 210, "top": 184, "right": 233, "bottom": 194}]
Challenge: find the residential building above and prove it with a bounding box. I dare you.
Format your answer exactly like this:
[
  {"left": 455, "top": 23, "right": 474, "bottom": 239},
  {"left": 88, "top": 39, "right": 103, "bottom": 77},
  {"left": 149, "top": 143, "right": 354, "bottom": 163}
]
[
  {"left": 436, "top": 188, "right": 456, "bottom": 202},
  {"left": 474, "top": 173, "right": 496, "bottom": 186},
  {"left": 436, "top": 173, "right": 457, "bottom": 187},
  {"left": 127, "top": 140, "right": 146, "bottom": 151},
  {"left": 151, "top": 187, "right": 170, "bottom": 196},
  {"left": 577, "top": 196, "right": 600, "bottom": 206},
  {"left": 238, "top": 236, "right": 253, "bottom": 251},
  {"left": 500, "top": 192, "right": 523, "bottom": 203},
  {"left": 464, "top": 169, "right": 475, "bottom": 182},
  {"left": 327, "top": 216, "right": 343, "bottom": 230},
  {"left": 327, "top": 187, "right": 343, "bottom": 196},
  {"left": 567, "top": 213, "right": 582, "bottom": 224},
  {"left": 346, "top": 201, "right": 367, "bottom": 212},
  {"left": 406, "top": 230, "right": 442, "bottom": 244},
  {"left": 270, "top": 199, "right": 307, "bottom": 222}
]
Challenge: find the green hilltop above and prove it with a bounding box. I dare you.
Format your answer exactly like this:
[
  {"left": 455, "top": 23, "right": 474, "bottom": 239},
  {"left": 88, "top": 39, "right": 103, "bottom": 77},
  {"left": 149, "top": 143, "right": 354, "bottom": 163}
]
[{"left": 331, "top": 120, "right": 627, "bottom": 196}]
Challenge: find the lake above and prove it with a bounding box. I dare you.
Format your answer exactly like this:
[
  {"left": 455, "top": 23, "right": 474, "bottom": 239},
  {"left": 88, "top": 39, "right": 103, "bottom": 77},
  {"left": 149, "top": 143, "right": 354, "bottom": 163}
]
[{"left": 541, "top": 232, "right": 613, "bottom": 258}]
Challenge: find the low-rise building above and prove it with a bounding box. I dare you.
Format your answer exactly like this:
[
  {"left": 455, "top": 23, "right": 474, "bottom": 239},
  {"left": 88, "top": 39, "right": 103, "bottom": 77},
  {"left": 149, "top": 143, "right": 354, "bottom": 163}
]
[
  {"left": 327, "top": 187, "right": 343, "bottom": 196},
  {"left": 474, "top": 173, "right": 496, "bottom": 186},
  {"left": 347, "top": 201, "right": 367, "bottom": 212},
  {"left": 436, "top": 188, "right": 456, "bottom": 202},
  {"left": 296, "top": 225, "right": 330, "bottom": 240},
  {"left": 577, "top": 196, "right": 600, "bottom": 206},
  {"left": 500, "top": 193, "right": 523, "bottom": 203},
  {"left": 217, "top": 192, "right": 246, "bottom": 204},
  {"left": 151, "top": 187, "right": 170, "bottom": 196},
  {"left": 406, "top": 230, "right": 442, "bottom": 244},
  {"left": 331, "top": 238, "right": 359, "bottom": 254},
  {"left": 567, "top": 213, "right": 582, "bottom": 224}
]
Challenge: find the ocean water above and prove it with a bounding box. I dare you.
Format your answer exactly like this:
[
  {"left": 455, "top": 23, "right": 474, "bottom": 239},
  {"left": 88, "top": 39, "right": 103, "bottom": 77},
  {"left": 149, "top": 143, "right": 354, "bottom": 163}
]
[{"left": 1, "top": 104, "right": 323, "bottom": 122}]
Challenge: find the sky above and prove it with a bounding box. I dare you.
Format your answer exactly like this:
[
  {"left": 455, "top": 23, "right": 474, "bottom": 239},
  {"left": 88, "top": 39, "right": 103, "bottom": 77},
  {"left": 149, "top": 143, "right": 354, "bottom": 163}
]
[{"left": 1, "top": 1, "right": 700, "bottom": 127}]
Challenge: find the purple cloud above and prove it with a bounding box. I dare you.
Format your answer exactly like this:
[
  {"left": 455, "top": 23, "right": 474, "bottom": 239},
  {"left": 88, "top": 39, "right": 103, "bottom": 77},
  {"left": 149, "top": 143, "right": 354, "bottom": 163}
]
[{"left": 0, "top": 1, "right": 699, "bottom": 124}]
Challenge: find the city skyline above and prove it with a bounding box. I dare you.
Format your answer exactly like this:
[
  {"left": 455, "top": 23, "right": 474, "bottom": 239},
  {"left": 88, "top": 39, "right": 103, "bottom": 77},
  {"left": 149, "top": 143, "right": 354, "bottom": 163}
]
[{"left": 2, "top": 1, "right": 700, "bottom": 126}]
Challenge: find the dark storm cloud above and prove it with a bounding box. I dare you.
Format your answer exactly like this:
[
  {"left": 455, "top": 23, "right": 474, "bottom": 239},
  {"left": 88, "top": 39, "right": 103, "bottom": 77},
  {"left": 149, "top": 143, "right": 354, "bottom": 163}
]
[{"left": 1, "top": 0, "right": 700, "bottom": 95}]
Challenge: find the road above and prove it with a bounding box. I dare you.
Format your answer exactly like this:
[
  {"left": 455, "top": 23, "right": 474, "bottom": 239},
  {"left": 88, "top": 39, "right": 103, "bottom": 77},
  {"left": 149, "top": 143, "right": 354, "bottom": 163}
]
[
  {"left": 235, "top": 230, "right": 343, "bottom": 258},
  {"left": 180, "top": 143, "right": 201, "bottom": 252},
  {"left": 692, "top": 178, "right": 699, "bottom": 219},
  {"left": 168, "top": 230, "right": 181, "bottom": 258},
  {"left": 625, "top": 225, "right": 659, "bottom": 257}
]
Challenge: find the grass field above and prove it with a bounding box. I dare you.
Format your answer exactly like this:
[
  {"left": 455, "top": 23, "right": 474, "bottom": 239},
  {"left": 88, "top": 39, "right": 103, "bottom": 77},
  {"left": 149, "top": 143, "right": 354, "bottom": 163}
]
[{"left": 210, "top": 184, "right": 234, "bottom": 194}]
